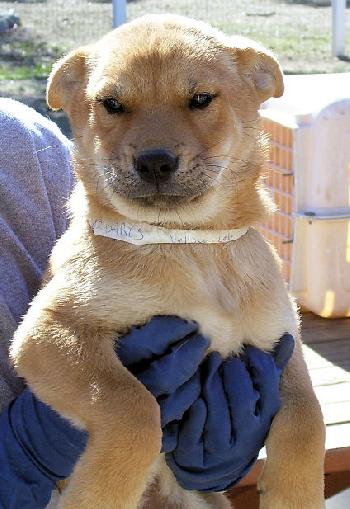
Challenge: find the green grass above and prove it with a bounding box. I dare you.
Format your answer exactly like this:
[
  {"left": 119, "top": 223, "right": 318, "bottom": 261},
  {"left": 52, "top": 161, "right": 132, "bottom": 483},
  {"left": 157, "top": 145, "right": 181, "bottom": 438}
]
[
  {"left": 0, "top": 30, "right": 62, "bottom": 84},
  {"left": 0, "top": 63, "right": 52, "bottom": 80}
]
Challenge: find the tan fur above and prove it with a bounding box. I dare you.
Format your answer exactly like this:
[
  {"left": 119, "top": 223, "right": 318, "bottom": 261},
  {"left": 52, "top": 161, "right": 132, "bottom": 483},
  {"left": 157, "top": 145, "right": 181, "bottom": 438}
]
[{"left": 11, "top": 14, "right": 325, "bottom": 509}]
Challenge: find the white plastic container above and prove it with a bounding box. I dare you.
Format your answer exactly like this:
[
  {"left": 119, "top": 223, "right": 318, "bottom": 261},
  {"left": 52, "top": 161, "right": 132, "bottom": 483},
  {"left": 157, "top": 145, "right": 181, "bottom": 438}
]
[{"left": 260, "top": 74, "right": 350, "bottom": 317}]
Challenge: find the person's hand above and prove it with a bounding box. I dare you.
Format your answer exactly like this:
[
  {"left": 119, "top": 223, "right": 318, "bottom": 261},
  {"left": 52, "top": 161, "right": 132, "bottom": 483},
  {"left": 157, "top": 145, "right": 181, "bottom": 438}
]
[
  {"left": 0, "top": 316, "right": 208, "bottom": 508},
  {"left": 165, "top": 333, "right": 294, "bottom": 492},
  {"left": 117, "top": 316, "right": 209, "bottom": 451}
]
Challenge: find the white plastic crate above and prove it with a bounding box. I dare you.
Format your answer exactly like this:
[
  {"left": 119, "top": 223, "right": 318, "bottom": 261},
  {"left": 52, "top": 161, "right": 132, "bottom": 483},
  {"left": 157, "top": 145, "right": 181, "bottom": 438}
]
[{"left": 260, "top": 74, "right": 350, "bottom": 318}]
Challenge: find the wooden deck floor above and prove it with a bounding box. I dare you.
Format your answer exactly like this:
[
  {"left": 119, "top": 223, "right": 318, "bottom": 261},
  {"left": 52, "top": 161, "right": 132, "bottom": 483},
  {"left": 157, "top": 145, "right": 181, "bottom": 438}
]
[
  {"left": 302, "top": 312, "right": 350, "bottom": 453},
  {"left": 229, "top": 312, "right": 350, "bottom": 507}
]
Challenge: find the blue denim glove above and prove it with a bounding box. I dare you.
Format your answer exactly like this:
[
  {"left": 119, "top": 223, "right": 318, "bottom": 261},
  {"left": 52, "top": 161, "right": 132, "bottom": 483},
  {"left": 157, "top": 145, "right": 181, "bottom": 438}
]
[
  {"left": 165, "top": 333, "right": 294, "bottom": 492},
  {"left": 0, "top": 316, "right": 207, "bottom": 508},
  {"left": 117, "top": 316, "right": 209, "bottom": 452},
  {"left": 0, "top": 390, "right": 88, "bottom": 508}
]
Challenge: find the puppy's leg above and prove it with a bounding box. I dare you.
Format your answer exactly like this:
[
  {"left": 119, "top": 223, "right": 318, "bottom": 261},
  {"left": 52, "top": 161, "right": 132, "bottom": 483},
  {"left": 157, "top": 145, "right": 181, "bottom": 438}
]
[
  {"left": 141, "top": 485, "right": 230, "bottom": 509},
  {"left": 148, "top": 458, "right": 231, "bottom": 509},
  {"left": 258, "top": 338, "right": 325, "bottom": 509},
  {"left": 11, "top": 308, "right": 161, "bottom": 509}
]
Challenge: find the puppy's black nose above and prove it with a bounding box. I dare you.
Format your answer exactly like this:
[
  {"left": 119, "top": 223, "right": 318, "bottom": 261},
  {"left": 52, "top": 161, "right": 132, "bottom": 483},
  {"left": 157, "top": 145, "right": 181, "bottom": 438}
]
[{"left": 135, "top": 149, "right": 178, "bottom": 183}]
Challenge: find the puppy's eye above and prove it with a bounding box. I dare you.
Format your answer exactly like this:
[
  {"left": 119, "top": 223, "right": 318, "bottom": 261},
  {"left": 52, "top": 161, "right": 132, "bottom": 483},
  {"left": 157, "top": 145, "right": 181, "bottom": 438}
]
[
  {"left": 102, "top": 98, "right": 125, "bottom": 114},
  {"left": 189, "top": 93, "right": 214, "bottom": 110}
]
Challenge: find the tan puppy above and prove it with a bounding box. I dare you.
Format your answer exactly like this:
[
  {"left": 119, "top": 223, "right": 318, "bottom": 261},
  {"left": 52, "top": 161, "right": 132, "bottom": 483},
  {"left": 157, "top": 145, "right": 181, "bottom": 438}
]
[{"left": 11, "top": 14, "right": 325, "bottom": 509}]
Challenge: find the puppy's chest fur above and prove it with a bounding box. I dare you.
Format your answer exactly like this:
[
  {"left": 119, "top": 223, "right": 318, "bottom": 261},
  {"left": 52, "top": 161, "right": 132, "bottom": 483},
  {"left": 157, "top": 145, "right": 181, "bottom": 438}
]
[{"left": 52, "top": 225, "right": 298, "bottom": 357}]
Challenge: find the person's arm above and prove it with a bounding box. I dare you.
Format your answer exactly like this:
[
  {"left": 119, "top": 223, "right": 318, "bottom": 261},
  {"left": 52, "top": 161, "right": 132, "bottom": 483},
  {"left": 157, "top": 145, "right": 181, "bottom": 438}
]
[
  {"left": 0, "top": 102, "right": 205, "bottom": 507},
  {"left": 0, "top": 99, "right": 77, "bottom": 508},
  {"left": 0, "top": 99, "right": 74, "bottom": 411},
  {"left": 0, "top": 391, "right": 87, "bottom": 508}
]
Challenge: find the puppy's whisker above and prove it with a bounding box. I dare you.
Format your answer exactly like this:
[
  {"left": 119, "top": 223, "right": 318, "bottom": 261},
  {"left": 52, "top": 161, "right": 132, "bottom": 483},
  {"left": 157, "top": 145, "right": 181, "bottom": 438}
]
[
  {"left": 200, "top": 172, "right": 217, "bottom": 181},
  {"left": 95, "top": 175, "right": 102, "bottom": 194},
  {"left": 154, "top": 207, "right": 160, "bottom": 224},
  {"left": 174, "top": 208, "right": 186, "bottom": 229},
  {"left": 202, "top": 154, "right": 230, "bottom": 160},
  {"left": 195, "top": 137, "right": 228, "bottom": 159},
  {"left": 205, "top": 164, "right": 228, "bottom": 171}
]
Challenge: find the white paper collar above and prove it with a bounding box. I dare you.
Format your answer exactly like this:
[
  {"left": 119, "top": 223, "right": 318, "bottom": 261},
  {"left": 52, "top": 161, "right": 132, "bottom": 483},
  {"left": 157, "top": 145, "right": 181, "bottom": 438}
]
[{"left": 90, "top": 219, "right": 249, "bottom": 246}]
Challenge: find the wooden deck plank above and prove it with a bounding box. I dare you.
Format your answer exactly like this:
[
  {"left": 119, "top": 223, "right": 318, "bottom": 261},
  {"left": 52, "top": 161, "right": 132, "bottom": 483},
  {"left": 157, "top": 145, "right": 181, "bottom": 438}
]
[
  {"left": 322, "top": 402, "right": 350, "bottom": 426},
  {"left": 303, "top": 345, "right": 350, "bottom": 382},
  {"left": 324, "top": 423, "right": 350, "bottom": 451},
  {"left": 306, "top": 365, "right": 350, "bottom": 386},
  {"left": 314, "top": 382, "right": 350, "bottom": 405},
  {"left": 303, "top": 349, "right": 350, "bottom": 371},
  {"left": 302, "top": 325, "right": 350, "bottom": 340},
  {"left": 302, "top": 318, "right": 350, "bottom": 450},
  {"left": 310, "top": 339, "right": 350, "bottom": 357},
  {"left": 308, "top": 357, "right": 350, "bottom": 372},
  {"left": 301, "top": 313, "right": 350, "bottom": 344}
]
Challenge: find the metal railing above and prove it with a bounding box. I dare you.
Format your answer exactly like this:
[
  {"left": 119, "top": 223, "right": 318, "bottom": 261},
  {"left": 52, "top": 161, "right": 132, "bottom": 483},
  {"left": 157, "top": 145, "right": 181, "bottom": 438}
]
[
  {"left": 332, "top": 0, "right": 347, "bottom": 56},
  {"left": 112, "top": 0, "right": 347, "bottom": 58},
  {"left": 112, "top": 0, "right": 127, "bottom": 28}
]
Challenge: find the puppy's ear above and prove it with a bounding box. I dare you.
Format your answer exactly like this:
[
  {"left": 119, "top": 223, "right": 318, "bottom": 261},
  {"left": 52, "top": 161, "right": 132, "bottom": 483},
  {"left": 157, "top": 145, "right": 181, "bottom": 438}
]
[
  {"left": 229, "top": 37, "right": 284, "bottom": 103},
  {"left": 47, "top": 48, "right": 90, "bottom": 111}
]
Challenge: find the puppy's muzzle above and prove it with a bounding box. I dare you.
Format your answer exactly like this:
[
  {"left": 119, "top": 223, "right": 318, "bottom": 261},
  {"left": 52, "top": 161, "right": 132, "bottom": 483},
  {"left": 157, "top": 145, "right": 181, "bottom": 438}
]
[{"left": 135, "top": 149, "right": 178, "bottom": 184}]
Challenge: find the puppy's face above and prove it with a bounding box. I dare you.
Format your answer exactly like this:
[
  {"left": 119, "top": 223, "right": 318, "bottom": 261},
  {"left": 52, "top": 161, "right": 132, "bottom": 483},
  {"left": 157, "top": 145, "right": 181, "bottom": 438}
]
[{"left": 48, "top": 15, "right": 283, "bottom": 226}]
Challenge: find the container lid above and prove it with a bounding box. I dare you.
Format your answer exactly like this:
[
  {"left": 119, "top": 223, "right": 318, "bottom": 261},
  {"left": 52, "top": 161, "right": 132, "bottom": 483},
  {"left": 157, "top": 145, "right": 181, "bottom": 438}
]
[{"left": 261, "top": 73, "right": 350, "bottom": 126}]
